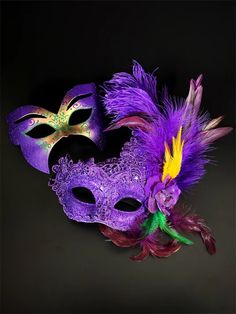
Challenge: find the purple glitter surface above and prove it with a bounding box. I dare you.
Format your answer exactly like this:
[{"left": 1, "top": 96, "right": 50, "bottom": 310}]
[{"left": 49, "top": 137, "right": 149, "bottom": 231}]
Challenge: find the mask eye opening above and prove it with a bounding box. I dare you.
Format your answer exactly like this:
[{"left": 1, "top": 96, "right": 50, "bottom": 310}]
[
  {"left": 26, "top": 124, "right": 56, "bottom": 138},
  {"left": 68, "top": 108, "right": 93, "bottom": 126},
  {"left": 114, "top": 197, "right": 142, "bottom": 212},
  {"left": 72, "top": 186, "right": 96, "bottom": 204}
]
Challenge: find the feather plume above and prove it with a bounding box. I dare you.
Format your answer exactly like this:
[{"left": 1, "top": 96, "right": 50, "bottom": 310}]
[
  {"left": 103, "top": 61, "right": 160, "bottom": 123},
  {"left": 100, "top": 62, "right": 232, "bottom": 260},
  {"left": 103, "top": 62, "right": 232, "bottom": 189}
]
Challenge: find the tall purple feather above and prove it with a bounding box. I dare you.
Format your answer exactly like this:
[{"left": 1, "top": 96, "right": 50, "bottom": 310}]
[{"left": 103, "top": 60, "right": 160, "bottom": 122}]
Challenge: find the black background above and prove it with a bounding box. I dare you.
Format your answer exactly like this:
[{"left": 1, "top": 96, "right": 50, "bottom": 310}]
[{"left": 1, "top": 1, "right": 235, "bottom": 313}]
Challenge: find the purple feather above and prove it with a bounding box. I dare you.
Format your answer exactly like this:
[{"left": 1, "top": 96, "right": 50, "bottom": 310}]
[
  {"left": 103, "top": 60, "right": 160, "bottom": 123},
  {"left": 103, "top": 61, "right": 232, "bottom": 190}
]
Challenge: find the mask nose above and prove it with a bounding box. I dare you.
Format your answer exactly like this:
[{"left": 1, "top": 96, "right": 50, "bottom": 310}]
[
  {"left": 62, "top": 130, "right": 70, "bottom": 138},
  {"left": 59, "top": 125, "right": 70, "bottom": 138}
]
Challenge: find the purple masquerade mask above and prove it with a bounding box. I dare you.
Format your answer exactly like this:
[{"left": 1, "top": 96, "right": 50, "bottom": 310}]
[
  {"left": 49, "top": 137, "right": 148, "bottom": 231},
  {"left": 7, "top": 83, "right": 102, "bottom": 173}
]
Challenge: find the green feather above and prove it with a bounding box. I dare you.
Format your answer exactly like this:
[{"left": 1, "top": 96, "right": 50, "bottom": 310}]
[
  {"left": 141, "top": 210, "right": 193, "bottom": 245},
  {"left": 142, "top": 212, "right": 160, "bottom": 235},
  {"left": 161, "top": 223, "right": 193, "bottom": 245}
]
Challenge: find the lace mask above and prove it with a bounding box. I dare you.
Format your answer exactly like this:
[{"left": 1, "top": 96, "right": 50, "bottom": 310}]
[
  {"left": 49, "top": 137, "right": 148, "bottom": 231},
  {"left": 6, "top": 83, "right": 102, "bottom": 173}
]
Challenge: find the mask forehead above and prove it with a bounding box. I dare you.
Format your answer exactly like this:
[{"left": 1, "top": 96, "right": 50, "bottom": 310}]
[
  {"left": 60, "top": 83, "right": 97, "bottom": 108},
  {"left": 6, "top": 83, "right": 102, "bottom": 173}
]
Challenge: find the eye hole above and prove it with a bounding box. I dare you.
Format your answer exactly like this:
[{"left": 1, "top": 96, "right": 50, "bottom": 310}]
[
  {"left": 114, "top": 198, "right": 142, "bottom": 212},
  {"left": 69, "top": 108, "right": 92, "bottom": 126},
  {"left": 26, "top": 124, "right": 55, "bottom": 138},
  {"left": 72, "top": 187, "right": 96, "bottom": 204}
]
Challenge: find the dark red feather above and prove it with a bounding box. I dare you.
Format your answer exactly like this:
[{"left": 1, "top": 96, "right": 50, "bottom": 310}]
[
  {"left": 99, "top": 224, "right": 181, "bottom": 261},
  {"left": 170, "top": 210, "right": 216, "bottom": 254},
  {"left": 104, "top": 116, "right": 152, "bottom": 132}
]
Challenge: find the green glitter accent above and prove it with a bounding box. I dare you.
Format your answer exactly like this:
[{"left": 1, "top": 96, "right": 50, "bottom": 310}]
[
  {"left": 47, "top": 111, "right": 68, "bottom": 130},
  {"left": 39, "top": 140, "right": 51, "bottom": 150},
  {"left": 81, "top": 123, "right": 91, "bottom": 136},
  {"left": 142, "top": 210, "right": 193, "bottom": 245},
  {"left": 21, "top": 108, "right": 92, "bottom": 149}
]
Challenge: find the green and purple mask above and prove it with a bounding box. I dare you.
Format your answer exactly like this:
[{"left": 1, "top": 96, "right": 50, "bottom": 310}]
[{"left": 6, "top": 83, "right": 102, "bottom": 173}]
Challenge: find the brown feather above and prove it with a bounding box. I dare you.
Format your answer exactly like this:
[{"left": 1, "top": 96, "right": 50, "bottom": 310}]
[
  {"left": 201, "top": 127, "right": 233, "bottom": 144},
  {"left": 202, "top": 115, "right": 224, "bottom": 131}
]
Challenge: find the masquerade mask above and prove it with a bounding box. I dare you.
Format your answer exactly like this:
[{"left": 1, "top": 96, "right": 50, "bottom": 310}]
[
  {"left": 49, "top": 136, "right": 148, "bottom": 231},
  {"left": 6, "top": 83, "right": 102, "bottom": 173}
]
